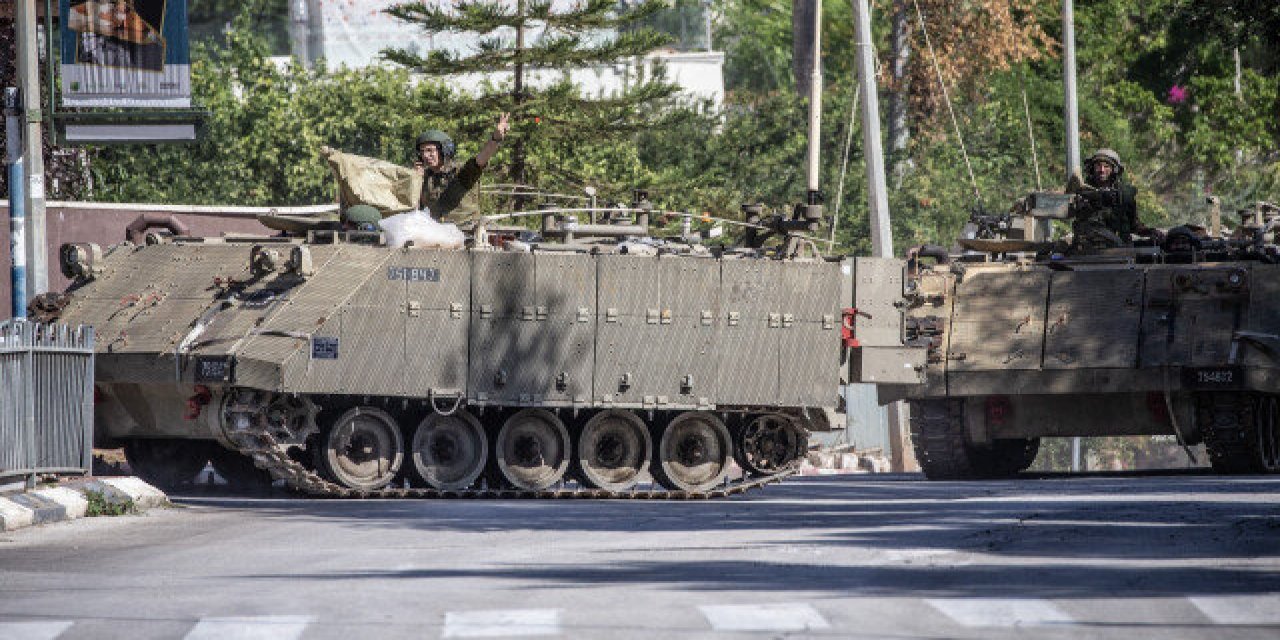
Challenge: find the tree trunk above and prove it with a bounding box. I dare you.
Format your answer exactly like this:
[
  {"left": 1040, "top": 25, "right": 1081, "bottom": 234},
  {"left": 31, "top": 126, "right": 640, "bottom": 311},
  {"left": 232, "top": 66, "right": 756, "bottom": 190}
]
[
  {"left": 886, "top": 0, "right": 912, "bottom": 186},
  {"left": 512, "top": 0, "right": 528, "bottom": 209}
]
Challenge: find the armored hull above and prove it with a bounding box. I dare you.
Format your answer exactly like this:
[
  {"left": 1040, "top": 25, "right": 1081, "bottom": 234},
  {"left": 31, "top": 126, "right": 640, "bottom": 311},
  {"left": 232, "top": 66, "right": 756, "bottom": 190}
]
[
  {"left": 855, "top": 251, "right": 1280, "bottom": 478},
  {"left": 55, "top": 232, "right": 849, "bottom": 496}
]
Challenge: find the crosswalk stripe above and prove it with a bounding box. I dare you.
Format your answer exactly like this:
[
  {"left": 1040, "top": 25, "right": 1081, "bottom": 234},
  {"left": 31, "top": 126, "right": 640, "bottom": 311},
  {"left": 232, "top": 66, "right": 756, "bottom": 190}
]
[
  {"left": 0, "top": 621, "right": 73, "bottom": 640},
  {"left": 698, "top": 603, "right": 831, "bottom": 631},
  {"left": 1190, "top": 595, "right": 1280, "bottom": 625},
  {"left": 926, "top": 598, "right": 1074, "bottom": 627},
  {"left": 184, "top": 615, "right": 312, "bottom": 640},
  {"left": 443, "top": 609, "right": 561, "bottom": 638}
]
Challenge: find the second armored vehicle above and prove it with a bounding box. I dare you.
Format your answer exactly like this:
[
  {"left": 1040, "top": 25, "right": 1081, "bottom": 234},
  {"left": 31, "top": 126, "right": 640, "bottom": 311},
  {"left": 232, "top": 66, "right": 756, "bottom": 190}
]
[{"left": 851, "top": 197, "right": 1280, "bottom": 478}]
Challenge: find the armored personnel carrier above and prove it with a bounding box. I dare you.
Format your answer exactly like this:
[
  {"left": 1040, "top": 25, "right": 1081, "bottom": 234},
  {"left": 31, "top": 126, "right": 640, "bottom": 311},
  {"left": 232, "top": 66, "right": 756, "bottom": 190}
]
[
  {"left": 851, "top": 196, "right": 1280, "bottom": 479},
  {"left": 48, "top": 201, "right": 852, "bottom": 498}
]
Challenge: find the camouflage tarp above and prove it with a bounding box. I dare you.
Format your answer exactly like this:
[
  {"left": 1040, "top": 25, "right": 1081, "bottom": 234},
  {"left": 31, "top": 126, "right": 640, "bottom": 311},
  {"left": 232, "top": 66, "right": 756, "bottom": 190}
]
[{"left": 324, "top": 148, "right": 422, "bottom": 215}]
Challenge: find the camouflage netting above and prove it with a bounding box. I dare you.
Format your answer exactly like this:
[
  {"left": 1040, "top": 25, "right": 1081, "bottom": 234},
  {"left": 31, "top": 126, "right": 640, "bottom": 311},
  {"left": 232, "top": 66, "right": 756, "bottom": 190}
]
[{"left": 0, "top": 16, "right": 93, "bottom": 202}]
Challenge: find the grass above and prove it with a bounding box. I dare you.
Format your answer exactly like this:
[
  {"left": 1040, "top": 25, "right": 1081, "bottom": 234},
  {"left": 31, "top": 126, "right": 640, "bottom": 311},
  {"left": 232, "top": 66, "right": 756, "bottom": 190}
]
[{"left": 83, "top": 489, "right": 135, "bottom": 517}]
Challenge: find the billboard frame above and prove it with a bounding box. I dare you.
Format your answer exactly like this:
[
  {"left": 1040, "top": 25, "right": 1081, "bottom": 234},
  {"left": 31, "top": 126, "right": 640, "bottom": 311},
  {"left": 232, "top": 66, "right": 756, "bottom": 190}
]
[{"left": 42, "top": 0, "right": 206, "bottom": 146}]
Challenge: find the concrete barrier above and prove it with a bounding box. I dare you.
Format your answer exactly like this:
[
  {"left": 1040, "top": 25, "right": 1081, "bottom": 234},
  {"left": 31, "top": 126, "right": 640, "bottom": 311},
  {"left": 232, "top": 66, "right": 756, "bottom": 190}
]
[{"left": 0, "top": 477, "right": 168, "bottom": 532}]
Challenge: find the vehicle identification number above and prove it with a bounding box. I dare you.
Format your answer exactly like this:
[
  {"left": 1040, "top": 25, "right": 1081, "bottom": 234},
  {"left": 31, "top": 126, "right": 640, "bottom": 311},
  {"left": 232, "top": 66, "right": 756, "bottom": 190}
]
[
  {"left": 1182, "top": 366, "right": 1242, "bottom": 389},
  {"left": 388, "top": 266, "right": 440, "bottom": 283}
]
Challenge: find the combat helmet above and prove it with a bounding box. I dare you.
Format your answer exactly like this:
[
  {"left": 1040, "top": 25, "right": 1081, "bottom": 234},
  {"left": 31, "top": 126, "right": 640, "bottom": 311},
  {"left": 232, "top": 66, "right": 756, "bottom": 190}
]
[
  {"left": 415, "top": 130, "right": 456, "bottom": 160},
  {"left": 1084, "top": 149, "right": 1125, "bottom": 177},
  {"left": 341, "top": 204, "right": 382, "bottom": 231}
]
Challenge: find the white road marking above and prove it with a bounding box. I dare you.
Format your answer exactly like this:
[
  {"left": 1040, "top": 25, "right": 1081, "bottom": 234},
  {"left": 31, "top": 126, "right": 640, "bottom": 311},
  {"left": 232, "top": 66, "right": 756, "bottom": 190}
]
[
  {"left": 698, "top": 602, "right": 831, "bottom": 631},
  {"left": 443, "top": 608, "right": 561, "bottom": 638},
  {"left": 1191, "top": 595, "right": 1280, "bottom": 625},
  {"left": 926, "top": 598, "right": 1074, "bottom": 627},
  {"left": 0, "top": 621, "right": 73, "bottom": 640},
  {"left": 184, "top": 615, "right": 312, "bottom": 640}
]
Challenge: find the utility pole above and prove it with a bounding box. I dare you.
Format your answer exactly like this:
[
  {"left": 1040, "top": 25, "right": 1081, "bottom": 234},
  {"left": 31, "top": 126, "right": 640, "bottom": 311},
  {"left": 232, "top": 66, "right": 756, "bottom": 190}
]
[
  {"left": 1062, "top": 0, "right": 1081, "bottom": 179},
  {"left": 852, "top": 0, "right": 911, "bottom": 471},
  {"left": 14, "top": 0, "right": 48, "bottom": 300},
  {"left": 5, "top": 88, "right": 25, "bottom": 319},
  {"left": 804, "top": 0, "right": 822, "bottom": 205},
  {"left": 1063, "top": 0, "right": 1083, "bottom": 465},
  {"left": 288, "top": 0, "right": 312, "bottom": 65},
  {"left": 853, "top": 0, "right": 892, "bottom": 257},
  {"left": 702, "top": 0, "right": 713, "bottom": 52}
]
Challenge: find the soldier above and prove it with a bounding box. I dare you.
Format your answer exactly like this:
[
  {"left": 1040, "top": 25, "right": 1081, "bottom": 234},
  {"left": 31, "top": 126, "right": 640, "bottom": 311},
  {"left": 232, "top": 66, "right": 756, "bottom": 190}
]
[
  {"left": 340, "top": 204, "right": 382, "bottom": 232},
  {"left": 415, "top": 113, "right": 510, "bottom": 219},
  {"left": 1066, "top": 149, "right": 1161, "bottom": 252}
]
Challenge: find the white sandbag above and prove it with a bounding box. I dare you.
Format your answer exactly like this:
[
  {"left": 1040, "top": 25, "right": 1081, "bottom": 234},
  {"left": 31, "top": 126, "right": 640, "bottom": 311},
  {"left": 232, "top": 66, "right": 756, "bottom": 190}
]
[{"left": 379, "top": 210, "right": 466, "bottom": 249}]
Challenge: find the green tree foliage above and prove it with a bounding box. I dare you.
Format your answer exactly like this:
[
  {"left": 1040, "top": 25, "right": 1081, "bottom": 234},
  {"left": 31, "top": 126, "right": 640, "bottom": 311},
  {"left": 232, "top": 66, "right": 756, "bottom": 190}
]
[
  {"left": 84, "top": 0, "right": 1277, "bottom": 255},
  {"left": 91, "top": 10, "right": 460, "bottom": 205},
  {"left": 383, "top": 0, "right": 677, "bottom": 194}
]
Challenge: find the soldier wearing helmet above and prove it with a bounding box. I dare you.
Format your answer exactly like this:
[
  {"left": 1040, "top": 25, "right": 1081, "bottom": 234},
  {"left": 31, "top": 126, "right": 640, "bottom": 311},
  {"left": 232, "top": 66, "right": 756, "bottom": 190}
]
[
  {"left": 1066, "top": 149, "right": 1161, "bottom": 252},
  {"left": 415, "top": 112, "right": 510, "bottom": 219}
]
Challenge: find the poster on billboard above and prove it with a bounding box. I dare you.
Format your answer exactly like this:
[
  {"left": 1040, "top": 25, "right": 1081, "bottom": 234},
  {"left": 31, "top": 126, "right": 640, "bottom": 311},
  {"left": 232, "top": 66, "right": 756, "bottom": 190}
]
[{"left": 59, "top": 0, "right": 190, "bottom": 107}]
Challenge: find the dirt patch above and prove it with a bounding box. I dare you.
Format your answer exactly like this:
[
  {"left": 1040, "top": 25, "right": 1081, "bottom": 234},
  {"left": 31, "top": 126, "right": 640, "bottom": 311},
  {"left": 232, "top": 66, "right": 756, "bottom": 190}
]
[{"left": 92, "top": 449, "right": 131, "bottom": 476}]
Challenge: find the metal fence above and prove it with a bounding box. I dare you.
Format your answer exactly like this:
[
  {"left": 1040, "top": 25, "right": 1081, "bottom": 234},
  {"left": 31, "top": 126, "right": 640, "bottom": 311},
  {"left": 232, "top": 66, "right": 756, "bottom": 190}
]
[{"left": 0, "top": 320, "right": 95, "bottom": 486}]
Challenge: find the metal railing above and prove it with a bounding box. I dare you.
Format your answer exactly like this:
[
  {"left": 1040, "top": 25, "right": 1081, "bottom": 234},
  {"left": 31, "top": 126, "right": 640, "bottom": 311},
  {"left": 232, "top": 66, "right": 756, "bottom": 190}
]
[{"left": 0, "top": 320, "right": 95, "bottom": 487}]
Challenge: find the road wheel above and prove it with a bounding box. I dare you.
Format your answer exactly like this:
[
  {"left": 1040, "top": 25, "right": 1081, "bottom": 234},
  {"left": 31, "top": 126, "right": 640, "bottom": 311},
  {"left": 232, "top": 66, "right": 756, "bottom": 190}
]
[
  {"left": 972, "top": 438, "right": 1041, "bottom": 476},
  {"left": 495, "top": 409, "right": 570, "bottom": 490},
  {"left": 1200, "top": 392, "right": 1280, "bottom": 474},
  {"left": 734, "top": 413, "right": 805, "bottom": 476},
  {"left": 209, "top": 447, "right": 274, "bottom": 488},
  {"left": 314, "top": 407, "right": 404, "bottom": 491},
  {"left": 409, "top": 410, "right": 488, "bottom": 490},
  {"left": 123, "top": 439, "right": 214, "bottom": 489},
  {"left": 575, "top": 410, "right": 651, "bottom": 491},
  {"left": 653, "top": 412, "right": 732, "bottom": 492}
]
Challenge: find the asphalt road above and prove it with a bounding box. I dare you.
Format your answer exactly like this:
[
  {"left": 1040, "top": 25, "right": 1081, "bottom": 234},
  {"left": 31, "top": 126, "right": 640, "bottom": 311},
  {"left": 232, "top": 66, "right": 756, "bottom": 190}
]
[{"left": 1, "top": 473, "right": 1277, "bottom": 640}]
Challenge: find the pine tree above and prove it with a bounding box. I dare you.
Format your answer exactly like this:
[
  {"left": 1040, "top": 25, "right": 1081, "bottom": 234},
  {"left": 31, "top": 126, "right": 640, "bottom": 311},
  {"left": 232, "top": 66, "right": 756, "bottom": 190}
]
[{"left": 384, "top": 0, "right": 678, "bottom": 199}]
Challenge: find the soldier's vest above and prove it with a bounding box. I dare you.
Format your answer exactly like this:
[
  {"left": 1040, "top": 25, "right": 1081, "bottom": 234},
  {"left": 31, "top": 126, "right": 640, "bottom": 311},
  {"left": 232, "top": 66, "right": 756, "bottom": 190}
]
[
  {"left": 1071, "top": 185, "right": 1138, "bottom": 251},
  {"left": 419, "top": 158, "right": 483, "bottom": 219},
  {"left": 421, "top": 165, "right": 460, "bottom": 212}
]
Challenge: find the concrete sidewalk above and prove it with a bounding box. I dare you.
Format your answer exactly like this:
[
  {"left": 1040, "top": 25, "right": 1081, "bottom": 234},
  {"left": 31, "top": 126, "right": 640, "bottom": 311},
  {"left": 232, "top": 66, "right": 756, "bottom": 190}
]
[{"left": 0, "top": 477, "right": 168, "bottom": 532}]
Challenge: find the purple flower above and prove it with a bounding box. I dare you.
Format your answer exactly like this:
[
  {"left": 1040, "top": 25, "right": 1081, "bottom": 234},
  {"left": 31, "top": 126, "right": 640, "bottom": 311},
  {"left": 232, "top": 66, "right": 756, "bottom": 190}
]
[{"left": 1167, "top": 85, "right": 1188, "bottom": 104}]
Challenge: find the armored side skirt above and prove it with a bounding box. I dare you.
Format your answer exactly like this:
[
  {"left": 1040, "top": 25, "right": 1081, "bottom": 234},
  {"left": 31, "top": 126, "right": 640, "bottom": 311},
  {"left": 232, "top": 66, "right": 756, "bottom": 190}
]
[{"left": 60, "top": 244, "right": 845, "bottom": 417}]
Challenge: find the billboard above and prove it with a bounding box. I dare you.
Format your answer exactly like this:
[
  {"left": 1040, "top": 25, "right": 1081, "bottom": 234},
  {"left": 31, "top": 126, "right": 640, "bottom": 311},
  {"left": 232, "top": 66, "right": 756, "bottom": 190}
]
[{"left": 59, "top": 0, "right": 191, "bottom": 107}]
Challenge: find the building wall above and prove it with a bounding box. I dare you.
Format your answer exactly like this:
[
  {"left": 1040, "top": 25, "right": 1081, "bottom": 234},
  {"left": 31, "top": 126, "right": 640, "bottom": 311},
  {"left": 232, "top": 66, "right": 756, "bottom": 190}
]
[{"left": 842, "top": 383, "right": 890, "bottom": 453}]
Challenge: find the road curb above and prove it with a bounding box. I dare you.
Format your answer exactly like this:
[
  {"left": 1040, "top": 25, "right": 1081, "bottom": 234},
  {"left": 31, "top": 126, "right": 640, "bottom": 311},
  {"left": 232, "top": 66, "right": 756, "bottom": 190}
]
[{"left": 0, "top": 477, "right": 169, "bottom": 533}]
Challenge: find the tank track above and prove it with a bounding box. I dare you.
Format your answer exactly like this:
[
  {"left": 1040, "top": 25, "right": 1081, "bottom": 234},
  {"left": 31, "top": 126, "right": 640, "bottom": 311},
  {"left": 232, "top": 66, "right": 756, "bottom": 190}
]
[
  {"left": 909, "top": 398, "right": 976, "bottom": 480},
  {"left": 1198, "top": 391, "right": 1275, "bottom": 474},
  {"left": 909, "top": 398, "right": 1038, "bottom": 479},
  {"left": 221, "top": 410, "right": 794, "bottom": 500}
]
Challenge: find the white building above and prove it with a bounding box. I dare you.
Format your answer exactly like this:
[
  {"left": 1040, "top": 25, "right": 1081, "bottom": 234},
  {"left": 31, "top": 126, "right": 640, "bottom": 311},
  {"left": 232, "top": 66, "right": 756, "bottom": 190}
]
[{"left": 286, "top": 0, "right": 724, "bottom": 106}]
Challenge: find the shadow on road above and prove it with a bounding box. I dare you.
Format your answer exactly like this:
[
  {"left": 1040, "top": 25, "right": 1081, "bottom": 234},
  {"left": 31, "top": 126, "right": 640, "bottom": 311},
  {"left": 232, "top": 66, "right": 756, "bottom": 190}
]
[
  {"left": 171, "top": 474, "right": 1280, "bottom": 599},
  {"left": 240, "top": 560, "right": 1279, "bottom": 599}
]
